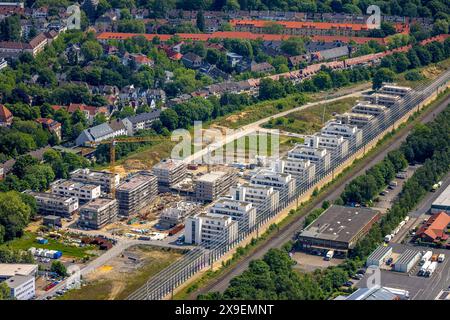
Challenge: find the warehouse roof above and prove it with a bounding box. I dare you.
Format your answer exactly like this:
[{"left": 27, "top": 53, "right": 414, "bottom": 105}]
[
  {"left": 299, "top": 205, "right": 380, "bottom": 244},
  {"left": 395, "top": 249, "right": 421, "bottom": 266},
  {"left": 0, "top": 264, "right": 38, "bottom": 278},
  {"left": 367, "top": 245, "right": 393, "bottom": 264},
  {"left": 432, "top": 185, "right": 450, "bottom": 208},
  {"left": 5, "top": 275, "right": 34, "bottom": 289}
]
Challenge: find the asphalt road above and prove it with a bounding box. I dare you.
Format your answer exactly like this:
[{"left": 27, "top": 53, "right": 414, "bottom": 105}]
[{"left": 195, "top": 93, "right": 450, "bottom": 297}]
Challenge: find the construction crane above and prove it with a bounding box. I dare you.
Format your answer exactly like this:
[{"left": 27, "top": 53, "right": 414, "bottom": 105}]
[{"left": 88, "top": 136, "right": 168, "bottom": 198}]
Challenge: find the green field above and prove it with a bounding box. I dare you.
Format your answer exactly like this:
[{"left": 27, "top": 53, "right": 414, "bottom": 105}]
[
  {"left": 1, "top": 232, "right": 96, "bottom": 259},
  {"left": 262, "top": 96, "right": 359, "bottom": 134}
]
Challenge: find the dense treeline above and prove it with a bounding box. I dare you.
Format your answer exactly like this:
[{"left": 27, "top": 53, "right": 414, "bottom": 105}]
[
  {"left": 200, "top": 104, "right": 450, "bottom": 300},
  {"left": 0, "top": 149, "right": 89, "bottom": 243}
]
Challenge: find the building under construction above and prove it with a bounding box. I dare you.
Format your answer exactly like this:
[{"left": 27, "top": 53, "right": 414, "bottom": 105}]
[
  {"left": 70, "top": 168, "right": 120, "bottom": 193},
  {"left": 195, "top": 169, "right": 238, "bottom": 202},
  {"left": 78, "top": 197, "right": 118, "bottom": 230},
  {"left": 152, "top": 159, "right": 187, "bottom": 192},
  {"left": 115, "top": 171, "right": 158, "bottom": 216}
]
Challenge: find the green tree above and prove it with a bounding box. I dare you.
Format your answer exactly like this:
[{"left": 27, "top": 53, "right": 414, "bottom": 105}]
[
  {"left": 372, "top": 68, "right": 395, "bottom": 89},
  {"left": 51, "top": 261, "right": 67, "bottom": 277}
]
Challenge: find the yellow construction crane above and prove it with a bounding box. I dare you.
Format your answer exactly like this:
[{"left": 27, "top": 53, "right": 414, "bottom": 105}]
[{"left": 88, "top": 136, "right": 168, "bottom": 198}]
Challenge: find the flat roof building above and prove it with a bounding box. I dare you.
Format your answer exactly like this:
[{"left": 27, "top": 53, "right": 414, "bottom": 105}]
[
  {"left": 115, "top": 171, "right": 158, "bottom": 216},
  {"left": 24, "top": 191, "right": 79, "bottom": 217},
  {"left": 297, "top": 205, "right": 380, "bottom": 254},
  {"left": 250, "top": 169, "right": 296, "bottom": 201},
  {"left": 230, "top": 183, "right": 280, "bottom": 219},
  {"left": 195, "top": 170, "right": 238, "bottom": 202},
  {"left": 352, "top": 101, "right": 388, "bottom": 116},
  {"left": 287, "top": 145, "right": 331, "bottom": 173},
  {"left": 304, "top": 133, "right": 349, "bottom": 158},
  {"left": 366, "top": 245, "right": 393, "bottom": 267},
  {"left": 4, "top": 275, "right": 35, "bottom": 300},
  {"left": 321, "top": 120, "right": 363, "bottom": 148},
  {"left": 209, "top": 197, "right": 257, "bottom": 232},
  {"left": 152, "top": 159, "right": 187, "bottom": 193},
  {"left": 431, "top": 185, "right": 450, "bottom": 214},
  {"left": 283, "top": 158, "right": 316, "bottom": 187},
  {"left": 379, "top": 84, "right": 412, "bottom": 97},
  {"left": 335, "top": 112, "right": 375, "bottom": 128},
  {"left": 0, "top": 264, "right": 38, "bottom": 281},
  {"left": 51, "top": 179, "right": 101, "bottom": 203},
  {"left": 363, "top": 93, "right": 401, "bottom": 107},
  {"left": 70, "top": 168, "right": 120, "bottom": 193},
  {"left": 43, "top": 215, "right": 62, "bottom": 228},
  {"left": 393, "top": 249, "right": 421, "bottom": 273},
  {"left": 78, "top": 197, "right": 118, "bottom": 230},
  {"left": 184, "top": 212, "right": 238, "bottom": 248}
]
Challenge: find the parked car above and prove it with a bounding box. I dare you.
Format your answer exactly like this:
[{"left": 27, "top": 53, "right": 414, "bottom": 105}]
[
  {"left": 343, "top": 281, "right": 354, "bottom": 287},
  {"left": 386, "top": 257, "right": 394, "bottom": 265}
]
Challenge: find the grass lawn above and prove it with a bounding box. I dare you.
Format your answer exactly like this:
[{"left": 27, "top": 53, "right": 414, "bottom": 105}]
[
  {"left": 1, "top": 232, "right": 95, "bottom": 259},
  {"left": 59, "top": 246, "right": 183, "bottom": 300},
  {"left": 262, "top": 96, "right": 359, "bottom": 135}
]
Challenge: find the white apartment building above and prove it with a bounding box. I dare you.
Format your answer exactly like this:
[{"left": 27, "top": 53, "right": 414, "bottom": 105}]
[
  {"left": 70, "top": 168, "right": 120, "bottom": 193},
  {"left": 379, "top": 84, "right": 412, "bottom": 97},
  {"left": 287, "top": 145, "right": 331, "bottom": 173},
  {"left": 363, "top": 93, "right": 401, "bottom": 107},
  {"left": 321, "top": 120, "right": 363, "bottom": 150},
  {"left": 51, "top": 179, "right": 101, "bottom": 202},
  {"left": 335, "top": 112, "right": 375, "bottom": 128},
  {"left": 184, "top": 212, "right": 238, "bottom": 248},
  {"left": 209, "top": 198, "right": 257, "bottom": 231},
  {"left": 4, "top": 275, "right": 35, "bottom": 300},
  {"left": 230, "top": 183, "right": 280, "bottom": 216},
  {"left": 283, "top": 158, "right": 316, "bottom": 186},
  {"left": 352, "top": 101, "right": 388, "bottom": 116},
  {"left": 25, "top": 191, "right": 79, "bottom": 218},
  {"left": 250, "top": 169, "right": 296, "bottom": 201},
  {"left": 304, "top": 133, "right": 349, "bottom": 158}
]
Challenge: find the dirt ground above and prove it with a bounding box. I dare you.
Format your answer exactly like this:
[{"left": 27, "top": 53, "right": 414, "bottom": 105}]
[{"left": 61, "top": 246, "right": 183, "bottom": 300}]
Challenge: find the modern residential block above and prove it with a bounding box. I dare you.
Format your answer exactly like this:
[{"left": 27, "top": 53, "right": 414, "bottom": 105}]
[
  {"left": 115, "top": 171, "right": 158, "bottom": 216},
  {"left": 152, "top": 159, "right": 187, "bottom": 193},
  {"left": 51, "top": 180, "right": 101, "bottom": 203},
  {"left": 78, "top": 197, "right": 118, "bottom": 229},
  {"left": 195, "top": 170, "right": 238, "bottom": 202},
  {"left": 70, "top": 168, "right": 120, "bottom": 193},
  {"left": 24, "top": 191, "right": 79, "bottom": 217}
]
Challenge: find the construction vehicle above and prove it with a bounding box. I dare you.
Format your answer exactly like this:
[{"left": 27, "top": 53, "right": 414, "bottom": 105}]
[{"left": 87, "top": 136, "right": 169, "bottom": 198}]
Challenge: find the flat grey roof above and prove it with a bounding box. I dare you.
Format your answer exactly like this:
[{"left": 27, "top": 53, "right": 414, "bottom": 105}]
[
  {"left": 5, "top": 275, "right": 34, "bottom": 289},
  {"left": 299, "top": 205, "right": 380, "bottom": 244},
  {"left": 432, "top": 184, "right": 450, "bottom": 208}
]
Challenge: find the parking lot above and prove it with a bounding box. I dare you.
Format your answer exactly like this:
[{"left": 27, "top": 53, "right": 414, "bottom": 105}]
[
  {"left": 357, "top": 243, "right": 450, "bottom": 300},
  {"left": 291, "top": 251, "right": 343, "bottom": 272},
  {"left": 372, "top": 166, "right": 418, "bottom": 213}
]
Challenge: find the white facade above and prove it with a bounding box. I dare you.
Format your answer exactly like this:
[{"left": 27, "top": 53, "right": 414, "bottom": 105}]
[
  {"left": 209, "top": 198, "right": 256, "bottom": 231},
  {"left": 51, "top": 179, "right": 101, "bottom": 202},
  {"left": 287, "top": 145, "right": 331, "bottom": 172},
  {"left": 70, "top": 168, "right": 120, "bottom": 193},
  {"left": 283, "top": 158, "right": 316, "bottom": 185},
  {"left": 250, "top": 169, "right": 296, "bottom": 201},
  {"left": 184, "top": 213, "right": 238, "bottom": 247},
  {"left": 304, "top": 133, "right": 349, "bottom": 158},
  {"left": 230, "top": 183, "right": 280, "bottom": 215},
  {"left": 352, "top": 102, "right": 388, "bottom": 116},
  {"left": 321, "top": 120, "right": 363, "bottom": 147},
  {"left": 363, "top": 93, "right": 401, "bottom": 107},
  {"left": 379, "top": 84, "right": 412, "bottom": 97},
  {"left": 5, "top": 275, "right": 35, "bottom": 300},
  {"left": 335, "top": 112, "right": 375, "bottom": 128}
]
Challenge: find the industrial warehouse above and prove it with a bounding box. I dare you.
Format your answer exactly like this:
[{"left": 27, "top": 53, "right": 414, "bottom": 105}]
[{"left": 297, "top": 205, "right": 381, "bottom": 256}]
